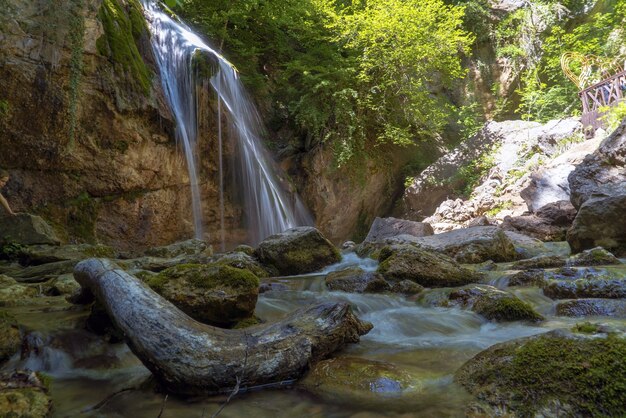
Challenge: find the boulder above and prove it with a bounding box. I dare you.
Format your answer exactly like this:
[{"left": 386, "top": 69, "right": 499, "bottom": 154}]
[
  {"left": 14, "top": 243, "right": 117, "bottom": 266},
  {"left": 568, "top": 247, "right": 622, "bottom": 266},
  {"left": 363, "top": 217, "right": 433, "bottom": 244},
  {"left": 567, "top": 195, "right": 626, "bottom": 256},
  {"left": 0, "top": 213, "right": 60, "bottom": 246},
  {"left": 556, "top": 299, "right": 626, "bottom": 317},
  {"left": 145, "top": 263, "right": 260, "bottom": 327},
  {"left": 144, "top": 239, "right": 211, "bottom": 259},
  {"left": 0, "top": 275, "right": 38, "bottom": 306},
  {"left": 512, "top": 255, "right": 567, "bottom": 270},
  {"left": 0, "top": 371, "right": 52, "bottom": 418},
  {"left": 543, "top": 278, "right": 626, "bottom": 299},
  {"left": 255, "top": 227, "right": 341, "bottom": 276},
  {"left": 0, "top": 312, "right": 21, "bottom": 364},
  {"left": 506, "top": 269, "right": 547, "bottom": 287},
  {"left": 0, "top": 260, "right": 77, "bottom": 283},
  {"left": 390, "top": 280, "right": 424, "bottom": 295},
  {"left": 455, "top": 330, "right": 626, "bottom": 417},
  {"left": 210, "top": 251, "right": 271, "bottom": 278},
  {"left": 502, "top": 200, "right": 577, "bottom": 241},
  {"left": 45, "top": 274, "right": 81, "bottom": 296},
  {"left": 377, "top": 245, "right": 483, "bottom": 287},
  {"left": 325, "top": 268, "right": 391, "bottom": 293},
  {"left": 447, "top": 285, "right": 543, "bottom": 322}
]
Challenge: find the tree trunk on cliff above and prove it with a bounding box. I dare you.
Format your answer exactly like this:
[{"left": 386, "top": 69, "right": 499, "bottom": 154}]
[{"left": 73, "top": 258, "right": 372, "bottom": 396}]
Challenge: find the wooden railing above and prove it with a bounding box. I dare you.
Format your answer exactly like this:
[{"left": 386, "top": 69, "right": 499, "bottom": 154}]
[{"left": 580, "top": 70, "right": 626, "bottom": 131}]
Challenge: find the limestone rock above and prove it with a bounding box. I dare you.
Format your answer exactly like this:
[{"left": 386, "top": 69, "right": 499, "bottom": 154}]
[
  {"left": 0, "top": 213, "right": 60, "bottom": 246},
  {"left": 447, "top": 284, "right": 543, "bottom": 322},
  {"left": 377, "top": 245, "right": 483, "bottom": 287},
  {"left": 255, "top": 227, "right": 341, "bottom": 276},
  {"left": 146, "top": 263, "right": 259, "bottom": 326},
  {"left": 0, "top": 371, "right": 52, "bottom": 418},
  {"left": 567, "top": 195, "right": 626, "bottom": 256},
  {"left": 363, "top": 217, "right": 433, "bottom": 244},
  {"left": 556, "top": 299, "right": 626, "bottom": 317},
  {"left": 502, "top": 200, "right": 576, "bottom": 241},
  {"left": 543, "top": 278, "right": 626, "bottom": 299},
  {"left": 325, "top": 268, "right": 391, "bottom": 293},
  {"left": 455, "top": 330, "right": 626, "bottom": 417},
  {"left": 568, "top": 247, "right": 622, "bottom": 266}
]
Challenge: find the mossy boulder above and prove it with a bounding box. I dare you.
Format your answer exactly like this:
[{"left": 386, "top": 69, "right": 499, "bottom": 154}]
[
  {"left": 15, "top": 244, "right": 117, "bottom": 266},
  {"left": 447, "top": 285, "right": 543, "bottom": 322},
  {"left": 377, "top": 245, "right": 483, "bottom": 288},
  {"left": 325, "top": 268, "right": 391, "bottom": 293},
  {"left": 390, "top": 280, "right": 424, "bottom": 295},
  {"left": 506, "top": 269, "right": 547, "bottom": 287},
  {"left": 144, "top": 239, "right": 211, "bottom": 259},
  {"left": 146, "top": 263, "right": 260, "bottom": 326},
  {"left": 512, "top": 255, "right": 566, "bottom": 270},
  {"left": 0, "top": 213, "right": 60, "bottom": 246},
  {"left": 210, "top": 251, "right": 271, "bottom": 278},
  {"left": 0, "top": 311, "right": 21, "bottom": 364},
  {"left": 455, "top": 330, "right": 626, "bottom": 417},
  {"left": 255, "top": 227, "right": 341, "bottom": 276},
  {"left": 556, "top": 299, "right": 626, "bottom": 318},
  {"left": 568, "top": 247, "right": 622, "bottom": 267},
  {"left": 0, "top": 275, "right": 38, "bottom": 306},
  {"left": 543, "top": 278, "right": 626, "bottom": 299},
  {"left": 0, "top": 371, "right": 52, "bottom": 418},
  {"left": 44, "top": 274, "right": 80, "bottom": 296}
]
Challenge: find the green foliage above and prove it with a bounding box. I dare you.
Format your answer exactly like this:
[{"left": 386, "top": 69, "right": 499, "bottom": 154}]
[
  {"left": 600, "top": 100, "right": 626, "bottom": 131},
  {"left": 0, "top": 99, "right": 9, "bottom": 120},
  {"left": 178, "top": 0, "right": 472, "bottom": 166},
  {"left": 0, "top": 242, "right": 26, "bottom": 261},
  {"left": 454, "top": 145, "right": 498, "bottom": 198}
]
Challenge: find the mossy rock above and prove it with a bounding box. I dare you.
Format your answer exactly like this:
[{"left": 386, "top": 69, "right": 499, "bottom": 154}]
[
  {"left": 325, "top": 268, "right": 391, "bottom": 293},
  {"left": 44, "top": 274, "right": 80, "bottom": 296},
  {"left": 455, "top": 330, "right": 626, "bottom": 417},
  {"left": 448, "top": 285, "right": 543, "bottom": 322},
  {"left": 146, "top": 263, "right": 259, "bottom": 326},
  {"left": 0, "top": 371, "right": 52, "bottom": 418},
  {"left": 255, "top": 227, "right": 341, "bottom": 276},
  {"left": 556, "top": 299, "right": 626, "bottom": 318},
  {"left": 0, "top": 277, "right": 38, "bottom": 307},
  {"left": 210, "top": 252, "right": 271, "bottom": 278},
  {"left": 569, "top": 247, "right": 622, "bottom": 267},
  {"left": 16, "top": 244, "right": 117, "bottom": 266},
  {"left": 0, "top": 311, "right": 21, "bottom": 364},
  {"left": 377, "top": 245, "right": 483, "bottom": 288},
  {"left": 506, "top": 269, "right": 547, "bottom": 287},
  {"left": 543, "top": 278, "right": 626, "bottom": 299},
  {"left": 144, "top": 239, "right": 211, "bottom": 259},
  {"left": 512, "top": 255, "right": 566, "bottom": 270}
]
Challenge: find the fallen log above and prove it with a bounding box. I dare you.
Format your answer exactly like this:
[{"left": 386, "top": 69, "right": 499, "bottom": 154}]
[{"left": 73, "top": 258, "right": 372, "bottom": 396}]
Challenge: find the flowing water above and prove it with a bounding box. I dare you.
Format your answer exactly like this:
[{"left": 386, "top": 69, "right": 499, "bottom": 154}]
[
  {"left": 4, "top": 256, "right": 625, "bottom": 417},
  {"left": 141, "top": 1, "right": 313, "bottom": 245}
]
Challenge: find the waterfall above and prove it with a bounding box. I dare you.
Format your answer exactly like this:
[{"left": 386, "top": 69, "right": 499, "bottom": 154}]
[{"left": 140, "top": 1, "right": 313, "bottom": 245}]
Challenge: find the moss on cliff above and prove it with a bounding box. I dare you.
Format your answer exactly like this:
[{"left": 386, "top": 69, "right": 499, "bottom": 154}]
[{"left": 97, "top": 0, "right": 151, "bottom": 93}]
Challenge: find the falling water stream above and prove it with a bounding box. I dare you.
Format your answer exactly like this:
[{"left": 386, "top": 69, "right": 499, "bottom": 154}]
[{"left": 141, "top": 0, "right": 312, "bottom": 245}]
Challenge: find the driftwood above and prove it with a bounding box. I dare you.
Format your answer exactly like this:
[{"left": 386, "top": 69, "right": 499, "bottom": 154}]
[{"left": 73, "top": 258, "right": 372, "bottom": 396}]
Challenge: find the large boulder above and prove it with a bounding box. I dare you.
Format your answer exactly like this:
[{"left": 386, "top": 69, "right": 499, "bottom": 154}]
[
  {"left": 455, "top": 330, "right": 626, "bottom": 417},
  {"left": 325, "top": 268, "right": 392, "bottom": 293},
  {"left": 363, "top": 217, "right": 433, "bottom": 244},
  {"left": 210, "top": 251, "right": 271, "bottom": 278},
  {"left": 568, "top": 247, "right": 622, "bottom": 266},
  {"left": 145, "top": 263, "right": 260, "bottom": 327},
  {"left": 0, "top": 311, "right": 21, "bottom": 364},
  {"left": 377, "top": 245, "right": 483, "bottom": 287},
  {"left": 445, "top": 285, "right": 543, "bottom": 322},
  {"left": 567, "top": 195, "right": 626, "bottom": 256},
  {"left": 0, "top": 213, "right": 60, "bottom": 246},
  {"left": 0, "top": 371, "right": 52, "bottom": 418},
  {"left": 502, "top": 200, "right": 577, "bottom": 241},
  {"left": 255, "top": 227, "right": 341, "bottom": 276}
]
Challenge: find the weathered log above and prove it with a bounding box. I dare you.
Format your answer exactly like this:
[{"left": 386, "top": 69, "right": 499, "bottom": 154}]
[{"left": 73, "top": 258, "right": 372, "bottom": 396}]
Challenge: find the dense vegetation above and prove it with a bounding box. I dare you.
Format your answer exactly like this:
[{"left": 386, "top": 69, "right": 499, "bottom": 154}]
[{"left": 174, "top": 0, "right": 626, "bottom": 168}]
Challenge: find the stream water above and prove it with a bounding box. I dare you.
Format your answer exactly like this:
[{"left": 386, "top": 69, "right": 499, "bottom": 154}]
[
  {"left": 3, "top": 255, "right": 625, "bottom": 417},
  {"left": 141, "top": 1, "right": 312, "bottom": 245}
]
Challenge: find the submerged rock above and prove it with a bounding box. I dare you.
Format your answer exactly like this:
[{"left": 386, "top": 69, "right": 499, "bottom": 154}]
[
  {"left": 144, "top": 239, "right": 211, "bottom": 259},
  {"left": 255, "top": 227, "right": 341, "bottom": 275},
  {"left": 0, "top": 371, "right": 52, "bottom": 418},
  {"left": 377, "top": 245, "right": 482, "bottom": 288},
  {"left": 0, "top": 213, "right": 60, "bottom": 246},
  {"left": 455, "top": 330, "right": 626, "bottom": 417},
  {"left": 568, "top": 247, "right": 622, "bottom": 267},
  {"left": 556, "top": 299, "right": 626, "bottom": 317},
  {"left": 325, "top": 268, "right": 391, "bottom": 293},
  {"left": 447, "top": 285, "right": 543, "bottom": 322},
  {"left": 0, "top": 312, "right": 21, "bottom": 364},
  {"left": 146, "top": 263, "right": 259, "bottom": 326}
]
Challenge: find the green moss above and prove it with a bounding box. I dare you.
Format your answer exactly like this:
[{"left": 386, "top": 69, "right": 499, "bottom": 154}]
[
  {"left": 572, "top": 322, "right": 602, "bottom": 334},
  {"left": 66, "top": 192, "right": 100, "bottom": 243},
  {"left": 148, "top": 263, "right": 260, "bottom": 293},
  {"left": 475, "top": 297, "right": 544, "bottom": 322},
  {"left": 0, "top": 99, "right": 9, "bottom": 120},
  {"left": 97, "top": 0, "right": 151, "bottom": 93},
  {"left": 232, "top": 316, "right": 261, "bottom": 329},
  {"left": 82, "top": 245, "right": 116, "bottom": 258}
]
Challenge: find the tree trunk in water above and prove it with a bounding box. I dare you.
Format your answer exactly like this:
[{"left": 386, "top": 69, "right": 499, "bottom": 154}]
[{"left": 73, "top": 258, "right": 372, "bottom": 396}]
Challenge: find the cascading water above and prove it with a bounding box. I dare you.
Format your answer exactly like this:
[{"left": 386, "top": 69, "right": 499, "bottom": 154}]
[{"left": 140, "top": 1, "right": 313, "bottom": 245}]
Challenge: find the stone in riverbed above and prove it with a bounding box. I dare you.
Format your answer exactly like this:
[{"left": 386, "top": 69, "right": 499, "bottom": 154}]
[
  {"left": 567, "top": 195, "right": 626, "bottom": 256},
  {"left": 0, "top": 275, "right": 38, "bottom": 306},
  {"left": 447, "top": 284, "right": 543, "bottom": 322},
  {"left": 325, "top": 268, "right": 391, "bottom": 293},
  {"left": 377, "top": 245, "right": 483, "bottom": 288},
  {"left": 390, "top": 280, "right": 424, "bottom": 295},
  {"left": 0, "top": 311, "right": 21, "bottom": 364},
  {"left": 255, "top": 227, "right": 341, "bottom": 276},
  {"left": 144, "top": 238, "right": 211, "bottom": 259},
  {"left": 363, "top": 217, "right": 434, "bottom": 244},
  {"left": 210, "top": 251, "right": 271, "bottom": 278},
  {"left": 14, "top": 243, "right": 117, "bottom": 266},
  {"left": 0, "top": 213, "right": 60, "bottom": 246},
  {"left": 455, "top": 330, "right": 626, "bottom": 417},
  {"left": 568, "top": 247, "right": 622, "bottom": 267},
  {"left": 512, "top": 254, "right": 566, "bottom": 270},
  {"left": 506, "top": 269, "right": 547, "bottom": 287},
  {"left": 556, "top": 299, "right": 626, "bottom": 317},
  {"left": 0, "top": 371, "right": 52, "bottom": 418},
  {"left": 146, "top": 263, "right": 259, "bottom": 327},
  {"left": 543, "top": 277, "right": 626, "bottom": 299}
]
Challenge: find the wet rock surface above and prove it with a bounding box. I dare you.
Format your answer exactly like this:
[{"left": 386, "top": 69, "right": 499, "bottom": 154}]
[
  {"left": 325, "top": 268, "right": 391, "bottom": 293},
  {"left": 0, "top": 370, "right": 53, "bottom": 418},
  {"left": 0, "top": 312, "right": 21, "bottom": 364},
  {"left": 555, "top": 299, "right": 626, "bottom": 317},
  {"left": 0, "top": 213, "right": 60, "bottom": 246},
  {"left": 446, "top": 285, "right": 543, "bottom": 322}
]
